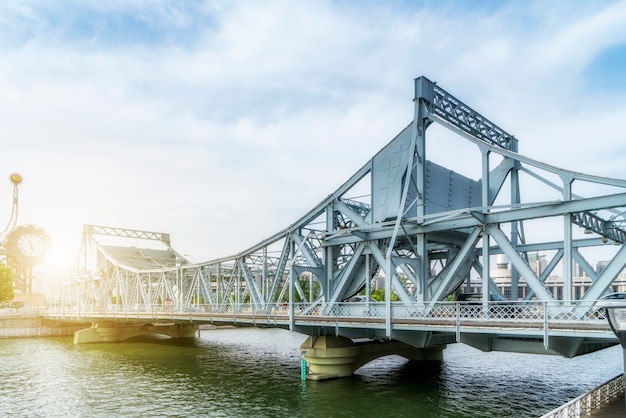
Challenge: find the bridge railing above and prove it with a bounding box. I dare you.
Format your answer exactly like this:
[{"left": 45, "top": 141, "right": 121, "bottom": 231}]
[
  {"left": 44, "top": 299, "right": 609, "bottom": 327},
  {"left": 539, "top": 373, "right": 624, "bottom": 418},
  {"left": 295, "top": 300, "right": 608, "bottom": 326}
]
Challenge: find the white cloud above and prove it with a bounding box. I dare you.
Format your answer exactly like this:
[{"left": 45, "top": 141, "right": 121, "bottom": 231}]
[{"left": 0, "top": 0, "right": 625, "bottom": 285}]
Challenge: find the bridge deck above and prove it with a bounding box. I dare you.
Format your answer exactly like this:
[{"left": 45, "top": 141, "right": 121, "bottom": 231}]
[{"left": 44, "top": 301, "right": 617, "bottom": 345}]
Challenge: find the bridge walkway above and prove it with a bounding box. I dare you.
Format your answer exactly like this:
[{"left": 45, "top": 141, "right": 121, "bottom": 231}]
[
  {"left": 44, "top": 300, "right": 617, "bottom": 357},
  {"left": 591, "top": 396, "right": 625, "bottom": 417}
]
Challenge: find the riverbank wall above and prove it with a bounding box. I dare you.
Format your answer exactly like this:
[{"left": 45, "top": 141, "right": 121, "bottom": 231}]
[{"left": 0, "top": 307, "right": 89, "bottom": 338}]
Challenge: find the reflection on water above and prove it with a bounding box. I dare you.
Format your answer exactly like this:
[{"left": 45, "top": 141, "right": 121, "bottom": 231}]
[{"left": 0, "top": 328, "right": 622, "bottom": 417}]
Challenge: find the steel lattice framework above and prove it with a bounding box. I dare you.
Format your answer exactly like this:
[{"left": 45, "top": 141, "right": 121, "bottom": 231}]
[{"left": 63, "top": 76, "right": 626, "bottom": 341}]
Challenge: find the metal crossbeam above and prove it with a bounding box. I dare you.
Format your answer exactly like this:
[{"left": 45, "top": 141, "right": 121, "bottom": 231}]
[
  {"left": 428, "top": 81, "right": 516, "bottom": 150},
  {"left": 84, "top": 224, "right": 171, "bottom": 245},
  {"left": 572, "top": 211, "right": 626, "bottom": 244}
]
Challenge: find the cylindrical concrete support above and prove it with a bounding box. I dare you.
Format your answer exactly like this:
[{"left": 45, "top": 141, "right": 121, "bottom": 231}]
[
  {"left": 73, "top": 322, "right": 121, "bottom": 344},
  {"left": 73, "top": 322, "right": 199, "bottom": 344},
  {"left": 300, "top": 335, "right": 445, "bottom": 381},
  {"left": 301, "top": 336, "right": 359, "bottom": 380}
]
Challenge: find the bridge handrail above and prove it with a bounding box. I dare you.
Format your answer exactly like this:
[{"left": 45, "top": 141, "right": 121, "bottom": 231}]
[
  {"left": 44, "top": 299, "right": 610, "bottom": 326},
  {"left": 539, "top": 373, "right": 624, "bottom": 418}
]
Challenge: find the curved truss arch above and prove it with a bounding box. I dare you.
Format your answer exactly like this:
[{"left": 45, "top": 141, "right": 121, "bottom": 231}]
[{"left": 64, "top": 77, "right": 626, "bottom": 338}]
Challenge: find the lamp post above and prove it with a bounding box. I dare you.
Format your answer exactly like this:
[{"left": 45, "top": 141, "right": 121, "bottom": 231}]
[{"left": 597, "top": 296, "right": 626, "bottom": 407}]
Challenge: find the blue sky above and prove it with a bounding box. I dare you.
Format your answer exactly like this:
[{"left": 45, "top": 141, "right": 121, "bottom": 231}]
[
  {"left": 585, "top": 43, "right": 626, "bottom": 91},
  {"left": 1, "top": 0, "right": 625, "bottom": 289}
]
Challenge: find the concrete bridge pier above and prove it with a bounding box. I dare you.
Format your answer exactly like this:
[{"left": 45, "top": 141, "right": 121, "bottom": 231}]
[
  {"left": 300, "top": 335, "right": 444, "bottom": 380},
  {"left": 73, "top": 321, "right": 199, "bottom": 344}
]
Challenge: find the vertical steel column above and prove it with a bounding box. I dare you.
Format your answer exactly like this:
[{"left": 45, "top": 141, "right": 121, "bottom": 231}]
[
  {"left": 176, "top": 265, "right": 182, "bottom": 308},
  {"left": 482, "top": 231, "right": 491, "bottom": 307},
  {"left": 562, "top": 176, "right": 574, "bottom": 302},
  {"left": 196, "top": 271, "right": 200, "bottom": 308},
  {"left": 216, "top": 264, "right": 221, "bottom": 309},
  {"left": 289, "top": 240, "right": 296, "bottom": 331},
  {"left": 325, "top": 205, "right": 334, "bottom": 302},
  {"left": 385, "top": 256, "right": 392, "bottom": 336},
  {"left": 123, "top": 270, "right": 128, "bottom": 315},
  {"left": 481, "top": 145, "right": 491, "bottom": 305},
  {"left": 413, "top": 77, "right": 432, "bottom": 303},
  {"left": 365, "top": 253, "right": 370, "bottom": 310},
  {"left": 148, "top": 272, "right": 151, "bottom": 309},
  {"left": 262, "top": 246, "right": 267, "bottom": 302},
  {"left": 235, "top": 264, "right": 240, "bottom": 307},
  {"left": 510, "top": 139, "right": 521, "bottom": 300}
]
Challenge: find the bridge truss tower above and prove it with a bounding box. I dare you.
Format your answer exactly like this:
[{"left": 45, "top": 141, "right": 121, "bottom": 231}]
[{"left": 65, "top": 77, "right": 626, "bottom": 342}]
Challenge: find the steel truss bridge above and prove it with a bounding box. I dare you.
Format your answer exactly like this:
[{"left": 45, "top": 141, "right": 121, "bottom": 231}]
[{"left": 48, "top": 76, "right": 626, "bottom": 372}]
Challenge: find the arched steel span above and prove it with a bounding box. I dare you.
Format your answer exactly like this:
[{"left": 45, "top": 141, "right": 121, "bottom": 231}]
[{"left": 65, "top": 76, "right": 626, "bottom": 340}]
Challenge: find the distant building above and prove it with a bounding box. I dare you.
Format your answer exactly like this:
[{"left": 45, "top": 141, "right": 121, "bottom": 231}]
[
  {"left": 596, "top": 260, "right": 610, "bottom": 276},
  {"left": 464, "top": 256, "right": 626, "bottom": 301}
]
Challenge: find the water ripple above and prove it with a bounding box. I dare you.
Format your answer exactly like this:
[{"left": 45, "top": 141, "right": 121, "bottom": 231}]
[{"left": 0, "top": 329, "right": 622, "bottom": 417}]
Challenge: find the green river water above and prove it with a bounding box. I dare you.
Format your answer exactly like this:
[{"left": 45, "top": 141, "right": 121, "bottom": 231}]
[{"left": 0, "top": 327, "right": 622, "bottom": 417}]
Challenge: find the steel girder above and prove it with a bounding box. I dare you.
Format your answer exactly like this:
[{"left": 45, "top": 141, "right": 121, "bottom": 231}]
[{"left": 66, "top": 77, "right": 626, "bottom": 331}]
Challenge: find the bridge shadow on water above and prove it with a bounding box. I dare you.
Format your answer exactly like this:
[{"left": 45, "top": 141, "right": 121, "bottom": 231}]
[{"left": 354, "top": 355, "right": 443, "bottom": 384}]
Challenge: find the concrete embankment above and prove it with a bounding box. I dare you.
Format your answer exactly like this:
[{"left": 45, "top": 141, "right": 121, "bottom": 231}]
[{"left": 0, "top": 307, "right": 89, "bottom": 338}]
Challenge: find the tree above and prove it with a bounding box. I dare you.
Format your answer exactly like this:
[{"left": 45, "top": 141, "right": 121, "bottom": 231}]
[
  {"left": 371, "top": 288, "right": 399, "bottom": 301},
  {"left": 0, "top": 263, "right": 15, "bottom": 303},
  {"left": 296, "top": 274, "right": 322, "bottom": 302}
]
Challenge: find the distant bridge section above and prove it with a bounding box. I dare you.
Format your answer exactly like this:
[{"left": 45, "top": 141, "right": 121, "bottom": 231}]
[{"left": 55, "top": 76, "right": 626, "bottom": 378}]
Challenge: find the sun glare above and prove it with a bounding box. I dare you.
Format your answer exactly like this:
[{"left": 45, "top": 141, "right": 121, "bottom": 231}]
[{"left": 43, "top": 241, "right": 76, "bottom": 269}]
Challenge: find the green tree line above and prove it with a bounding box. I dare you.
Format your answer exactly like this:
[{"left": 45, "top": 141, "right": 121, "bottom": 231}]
[{"left": 0, "top": 263, "right": 15, "bottom": 303}]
